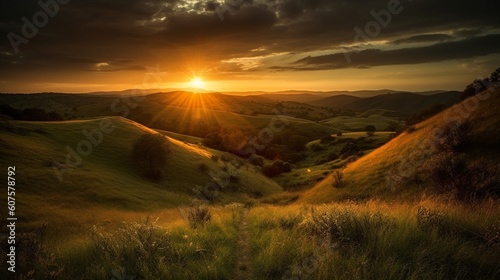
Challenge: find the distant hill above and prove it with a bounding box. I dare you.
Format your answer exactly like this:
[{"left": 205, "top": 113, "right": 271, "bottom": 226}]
[
  {"left": 302, "top": 87, "right": 500, "bottom": 203},
  {"left": 307, "top": 94, "right": 361, "bottom": 108},
  {"left": 307, "top": 91, "right": 460, "bottom": 116}
]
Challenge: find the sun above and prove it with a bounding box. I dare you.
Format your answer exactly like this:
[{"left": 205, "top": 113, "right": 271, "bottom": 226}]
[{"left": 190, "top": 77, "right": 205, "bottom": 88}]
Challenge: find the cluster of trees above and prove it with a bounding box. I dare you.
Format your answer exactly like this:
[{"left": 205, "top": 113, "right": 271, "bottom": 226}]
[
  {"left": 262, "top": 160, "right": 292, "bottom": 177},
  {"left": 460, "top": 67, "right": 500, "bottom": 100},
  {"left": 0, "top": 104, "right": 63, "bottom": 121}
]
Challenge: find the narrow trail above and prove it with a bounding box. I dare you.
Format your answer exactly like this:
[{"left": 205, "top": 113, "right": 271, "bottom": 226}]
[{"left": 235, "top": 208, "right": 253, "bottom": 280}]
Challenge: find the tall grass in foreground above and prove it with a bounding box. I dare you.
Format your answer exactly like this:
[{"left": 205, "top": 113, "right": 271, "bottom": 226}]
[
  {"left": 3, "top": 205, "right": 244, "bottom": 280},
  {"left": 248, "top": 200, "right": 500, "bottom": 280}
]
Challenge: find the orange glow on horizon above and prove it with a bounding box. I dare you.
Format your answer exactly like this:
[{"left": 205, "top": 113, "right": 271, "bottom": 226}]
[{"left": 190, "top": 77, "right": 205, "bottom": 89}]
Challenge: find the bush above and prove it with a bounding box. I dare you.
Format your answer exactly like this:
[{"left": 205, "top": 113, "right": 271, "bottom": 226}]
[
  {"left": 282, "top": 152, "right": 306, "bottom": 163},
  {"left": 320, "top": 135, "right": 336, "bottom": 144},
  {"left": 340, "top": 142, "right": 360, "bottom": 159},
  {"left": 186, "top": 206, "right": 212, "bottom": 228},
  {"left": 434, "top": 121, "right": 472, "bottom": 153},
  {"left": 422, "top": 152, "right": 500, "bottom": 201},
  {"left": 197, "top": 163, "right": 209, "bottom": 173},
  {"left": 132, "top": 133, "right": 171, "bottom": 181},
  {"left": 332, "top": 170, "right": 343, "bottom": 188},
  {"left": 327, "top": 152, "right": 339, "bottom": 161},
  {"left": 309, "top": 143, "right": 325, "bottom": 152},
  {"left": 262, "top": 164, "right": 282, "bottom": 177},
  {"left": 282, "top": 162, "right": 292, "bottom": 173},
  {"left": 248, "top": 155, "right": 264, "bottom": 167},
  {"left": 336, "top": 132, "right": 343, "bottom": 137}
]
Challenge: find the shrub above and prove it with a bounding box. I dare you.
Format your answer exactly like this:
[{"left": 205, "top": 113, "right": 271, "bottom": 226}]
[
  {"left": 320, "top": 135, "right": 336, "bottom": 144},
  {"left": 340, "top": 142, "right": 360, "bottom": 159},
  {"left": 282, "top": 162, "right": 292, "bottom": 173},
  {"left": 197, "top": 163, "right": 209, "bottom": 173},
  {"left": 248, "top": 155, "right": 264, "bottom": 167},
  {"left": 332, "top": 170, "right": 343, "bottom": 188},
  {"left": 434, "top": 121, "right": 472, "bottom": 153},
  {"left": 262, "top": 164, "right": 282, "bottom": 177},
  {"left": 186, "top": 206, "right": 212, "bottom": 228},
  {"left": 309, "top": 143, "right": 325, "bottom": 152},
  {"left": 282, "top": 152, "right": 306, "bottom": 163},
  {"left": 336, "top": 132, "right": 343, "bottom": 137},
  {"left": 422, "top": 152, "right": 500, "bottom": 201}
]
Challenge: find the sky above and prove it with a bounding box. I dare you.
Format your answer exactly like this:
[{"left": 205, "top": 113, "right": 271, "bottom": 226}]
[{"left": 0, "top": 0, "right": 499, "bottom": 93}]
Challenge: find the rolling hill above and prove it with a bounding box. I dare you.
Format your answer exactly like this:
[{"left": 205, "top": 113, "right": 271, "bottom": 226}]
[
  {"left": 302, "top": 87, "right": 500, "bottom": 203},
  {"left": 0, "top": 117, "right": 282, "bottom": 232}
]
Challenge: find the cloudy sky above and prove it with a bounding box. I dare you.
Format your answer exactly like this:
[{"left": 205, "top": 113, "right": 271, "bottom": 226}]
[{"left": 0, "top": 0, "right": 499, "bottom": 93}]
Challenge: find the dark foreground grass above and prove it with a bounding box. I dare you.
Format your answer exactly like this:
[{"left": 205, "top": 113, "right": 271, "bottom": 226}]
[
  {"left": 1, "top": 201, "right": 498, "bottom": 279},
  {"left": 1, "top": 205, "right": 244, "bottom": 280}
]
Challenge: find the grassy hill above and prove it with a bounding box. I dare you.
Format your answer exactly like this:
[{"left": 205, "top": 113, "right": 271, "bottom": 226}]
[
  {"left": 0, "top": 117, "right": 282, "bottom": 234},
  {"left": 302, "top": 88, "right": 500, "bottom": 203}
]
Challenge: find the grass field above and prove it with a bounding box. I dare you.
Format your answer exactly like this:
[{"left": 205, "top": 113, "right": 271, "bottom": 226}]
[{"left": 319, "top": 115, "right": 401, "bottom": 131}]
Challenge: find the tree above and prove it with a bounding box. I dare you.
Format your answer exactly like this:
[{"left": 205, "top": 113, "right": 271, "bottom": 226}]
[
  {"left": 365, "top": 125, "right": 376, "bottom": 136},
  {"left": 340, "top": 142, "right": 360, "bottom": 159},
  {"left": 132, "top": 133, "right": 171, "bottom": 181},
  {"left": 287, "top": 135, "right": 309, "bottom": 152}
]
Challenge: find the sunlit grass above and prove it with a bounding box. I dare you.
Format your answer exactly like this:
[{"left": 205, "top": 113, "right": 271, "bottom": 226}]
[{"left": 247, "top": 200, "right": 500, "bottom": 280}]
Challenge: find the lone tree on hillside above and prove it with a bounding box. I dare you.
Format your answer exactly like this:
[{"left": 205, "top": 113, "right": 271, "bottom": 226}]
[
  {"left": 132, "top": 133, "right": 171, "bottom": 181},
  {"left": 365, "top": 125, "right": 376, "bottom": 136}
]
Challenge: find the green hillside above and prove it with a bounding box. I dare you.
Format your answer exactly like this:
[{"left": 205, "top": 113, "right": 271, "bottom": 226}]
[{"left": 0, "top": 117, "right": 282, "bottom": 233}]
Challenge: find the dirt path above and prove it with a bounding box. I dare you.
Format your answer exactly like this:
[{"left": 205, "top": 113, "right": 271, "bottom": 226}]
[{"left": 235, "top": 208, "right": 253, "bottom": 280}]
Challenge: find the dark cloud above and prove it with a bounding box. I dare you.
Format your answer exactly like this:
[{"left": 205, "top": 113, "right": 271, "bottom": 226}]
[
  {"left": 0, "top": 0, "right": 499, "bottom": 78},
  {"left": 393, "top": 34, "right": 455, "bottom": 45},
  {"left": 295, "top": 34, "right": 500, "bottom": 70}
]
